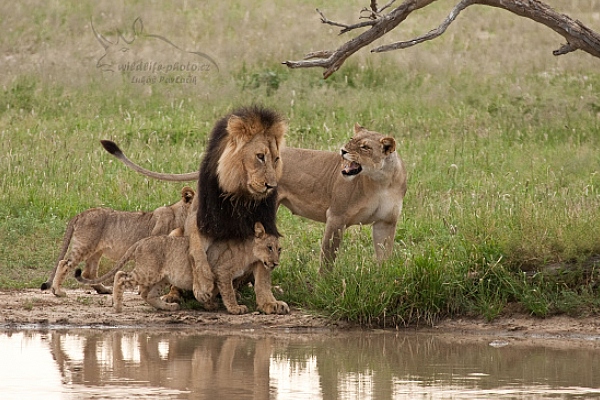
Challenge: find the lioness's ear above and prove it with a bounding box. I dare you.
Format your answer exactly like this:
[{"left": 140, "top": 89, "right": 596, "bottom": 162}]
[
  {"left": 354, "top": 123, "right": 365, "bottom": 134},
  {"left": 380, "top": 137, "right": 396, "bottom": 155},
  {"left": 254, "top": 222, "right": 266, "bottom": 238}
]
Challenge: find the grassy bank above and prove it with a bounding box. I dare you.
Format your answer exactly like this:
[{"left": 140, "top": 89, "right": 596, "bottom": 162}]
[{"left": 1, "top": 0, "right": 599, "bottom": 325}]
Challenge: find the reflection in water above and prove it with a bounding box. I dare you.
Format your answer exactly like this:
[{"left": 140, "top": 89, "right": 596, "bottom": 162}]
[{"left": 2, "top": 328, "right": 600, "bottom": 399}]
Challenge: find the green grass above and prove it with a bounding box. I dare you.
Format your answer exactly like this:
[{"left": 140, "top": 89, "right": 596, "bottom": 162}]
[{"left": 1, "top": 0, "right": 600, "bottom": 326}]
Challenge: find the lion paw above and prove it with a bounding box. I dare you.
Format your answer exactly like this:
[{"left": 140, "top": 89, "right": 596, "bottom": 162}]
[
  {"left": 226, "top": 304, "right": 249, "bottom": 315},
  {"left": 193, "top": 280, "right": 215, "bottom": 304},
  {"left": 51, "top": 287, "right": 67, "bottom": 298},
  {"left": 259, "top": 301, "right": 289, "bottom": 315},
  {"left": 161, "top": 287, "right": 183, "bottom": 303},
  {"left": 202, "top": 300, "right": 219, "bottom": 311}
]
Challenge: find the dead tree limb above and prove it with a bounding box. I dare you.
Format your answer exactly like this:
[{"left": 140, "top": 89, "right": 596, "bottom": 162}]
[{"left": 283, "top": 0, "right": 600, "bottom": 78}]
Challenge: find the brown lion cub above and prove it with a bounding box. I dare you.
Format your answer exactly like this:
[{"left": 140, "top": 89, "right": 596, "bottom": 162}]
[
  {"left": 42, "top": 186, "right": 195, "bottom": 297},
  {"left": 74, "top": 222, "right": 287, "bottom": 315}
]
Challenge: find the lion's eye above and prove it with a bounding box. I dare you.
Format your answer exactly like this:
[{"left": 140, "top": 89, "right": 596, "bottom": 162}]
[
  {"left": 360, "top": 145, "right": 370, "bottom": 151},
  {"left": 257, "top": 153, "right": 265, "bottom": 162},
  {"left": 267, "top": 245, "right": 273, "bottom": 252},
  {"left": 274, "top": 156, "right": 280, "bottom": 164}
]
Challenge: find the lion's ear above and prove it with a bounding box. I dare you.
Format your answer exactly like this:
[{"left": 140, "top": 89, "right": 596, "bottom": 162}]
[
  {"left": 380, "top": 137, "right": 396, "bottom": 155},
  {"left": 354, "top": 123, "right": 365, "bottom": 134},
  {"left": 254, "top": 222, "right": 266, "bottom": 238},
  {"left": 227, "top": 114, "right": 254, "bottom": 142}
]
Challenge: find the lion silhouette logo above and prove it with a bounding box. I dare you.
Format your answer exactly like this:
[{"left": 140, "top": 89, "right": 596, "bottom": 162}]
[{"left": 91, "top": 17, "right": 219, "bottom": 77}]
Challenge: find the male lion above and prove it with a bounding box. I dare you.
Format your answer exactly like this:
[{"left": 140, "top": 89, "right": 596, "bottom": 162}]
[
  {"left": 74, "top": 222, "right": 287, "bottom": 315},
  {"left": 101, "top": 123, "right": 407, "bottom": 270},
  {"left": 41, "top": 186, "right": 195, "bottom": 297},
  {"left": 104, "top": 106, "right": 287, "bottom": 306}
]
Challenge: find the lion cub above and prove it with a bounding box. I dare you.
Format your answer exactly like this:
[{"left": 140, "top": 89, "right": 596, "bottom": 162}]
[
  {"left": 75, "top": 222, "right": 286, "bottom": 315},
  {"left": 42, "top": 186, "right": 195, "bottom": 297}
]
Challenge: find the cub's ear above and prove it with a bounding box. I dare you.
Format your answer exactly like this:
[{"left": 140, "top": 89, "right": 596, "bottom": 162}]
[
  {"left": 354, "top": 123, "right": 365, "bottom": 134},
  {"left": 380, "top": 137, "right": 396, "bottom": 155},
  {"left": 254, "top": 222, "right": 266, "bottom": 238}
]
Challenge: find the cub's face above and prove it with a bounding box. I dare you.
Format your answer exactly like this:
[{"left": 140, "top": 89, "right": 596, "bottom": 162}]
[
  {"left": 340, "top": 124, "right": 397, "bottom": 180},
  {"left": 254, "top": 234, "right": 281, "bottom": 270},
  {"left": 170, "top": 186, "right": 195, "bottom": 224},
  {"left": 253, "top": 223, "right": 281, "bottom": 270}
]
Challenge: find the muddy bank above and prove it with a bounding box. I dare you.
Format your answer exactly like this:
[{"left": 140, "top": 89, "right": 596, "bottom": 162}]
[{"left": 2, "top": 289, "right": 600, "bottom": 343}]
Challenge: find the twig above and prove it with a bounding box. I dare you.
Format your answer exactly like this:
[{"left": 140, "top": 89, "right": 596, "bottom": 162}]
[
  {"left": 317, "top": 8, "right": 378, "bottom": 33},
  {"left": 372, "top": 0, "right": 475, "bottom": 52}
]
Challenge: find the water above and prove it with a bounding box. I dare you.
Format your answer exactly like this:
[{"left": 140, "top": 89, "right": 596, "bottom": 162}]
[{"left": 3, "top": 327, "right": 600, "bottom": 399}]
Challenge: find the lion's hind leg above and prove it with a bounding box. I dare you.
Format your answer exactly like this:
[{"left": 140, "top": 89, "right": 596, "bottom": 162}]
[
  {"left": 50, "top": 242, "right": 99, "bottom": 297},
  {"left": 81, "top": 251, "right": 113, "bottom": 295},
  {"left": 50, "top": 260, "right": 71, "bottom": 297},
  {"left": 112, "top": 271, "right": 132, "bottom": 313}
]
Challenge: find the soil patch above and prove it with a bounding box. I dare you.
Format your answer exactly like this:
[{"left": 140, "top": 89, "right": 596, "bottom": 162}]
[{"left": 2, "top": 289, "right": 600, "bottom": 344}]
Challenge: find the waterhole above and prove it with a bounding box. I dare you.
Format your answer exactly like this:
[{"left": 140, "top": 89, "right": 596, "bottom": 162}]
[{"left": 2, "top": 328, "right": 600, "bottom": 399}]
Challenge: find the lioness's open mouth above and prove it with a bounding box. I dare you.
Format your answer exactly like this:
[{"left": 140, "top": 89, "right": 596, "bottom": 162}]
[{"left": 342, "top": 161, "right": 363, "bottom": 176}]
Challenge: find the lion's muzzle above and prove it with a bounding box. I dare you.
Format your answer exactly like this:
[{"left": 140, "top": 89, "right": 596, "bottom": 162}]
[
  {"left": 263, "top": 261, "right": 279, "bottom": 270},
  {"left": 341, "top": 148, "right": 363, "bottom": 177}
]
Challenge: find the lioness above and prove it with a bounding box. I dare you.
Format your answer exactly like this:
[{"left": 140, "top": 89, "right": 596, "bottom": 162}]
[
  {"left": 101, "top": 123, "right": 407, "bottom": 270},
  {"left": 42, "top": 186, "right": 195, "bottom": 297},
  {"left": 278, "top": 123, "right": 407, "bottom": 267},
  {"left": 74, "top": 222, "right": 287, "bottom": 315}
]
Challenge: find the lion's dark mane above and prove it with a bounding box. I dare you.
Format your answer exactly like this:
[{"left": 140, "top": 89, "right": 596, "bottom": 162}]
[{"left": 197, "top": 106, "right": 281, "bottom": 241}]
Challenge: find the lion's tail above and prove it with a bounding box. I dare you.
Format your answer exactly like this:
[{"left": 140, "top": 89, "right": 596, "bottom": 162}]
[
  {"left": 100, "top": 140, "right": 199, "bottom": 182},
  {"left": 41, "top": 214, "right": 78, "bottom": 291},
  {"left": 74, "top": 241, "right": 137, "bottom": 285}
]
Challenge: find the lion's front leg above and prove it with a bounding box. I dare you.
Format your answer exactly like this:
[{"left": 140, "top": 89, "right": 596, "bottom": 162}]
[
  {"left": 217, "top": 276, "right": 249, "bottom": 315},
  {"left": 372, "top": 220, "right": 397, "bottom": 262},
  {"left": 320, "top": 215, "right": 346, "bottom": 272},
  {"left": 253, "top": 263, "right": 289, "bottom": 315},
  {"left": 188, "top": 229, "right": 216, "bottom": 303}
]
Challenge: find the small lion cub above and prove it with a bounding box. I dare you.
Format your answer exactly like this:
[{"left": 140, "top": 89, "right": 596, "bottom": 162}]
[
  {"left": 77, "top": 222, "right": 283, "bottom": 314},
  {"left": 42, "top": 186, "right": 195, "bottom": 297}
]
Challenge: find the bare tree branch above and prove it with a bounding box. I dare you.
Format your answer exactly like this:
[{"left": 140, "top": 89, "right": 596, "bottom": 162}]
[
  {"left": 372, "top": 0, "right": 475, "bottom": 52},
  {"left": 283, "top": 0, "right": 435, "bottom": 78},
  {"left": 283, "top": 0, "right": 600, "bottom": 78}
]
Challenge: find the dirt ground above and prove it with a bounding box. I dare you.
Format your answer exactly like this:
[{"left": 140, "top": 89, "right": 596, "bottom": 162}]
[{"left": 2, "top": 289, "right": 600, "bottom": 343}]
